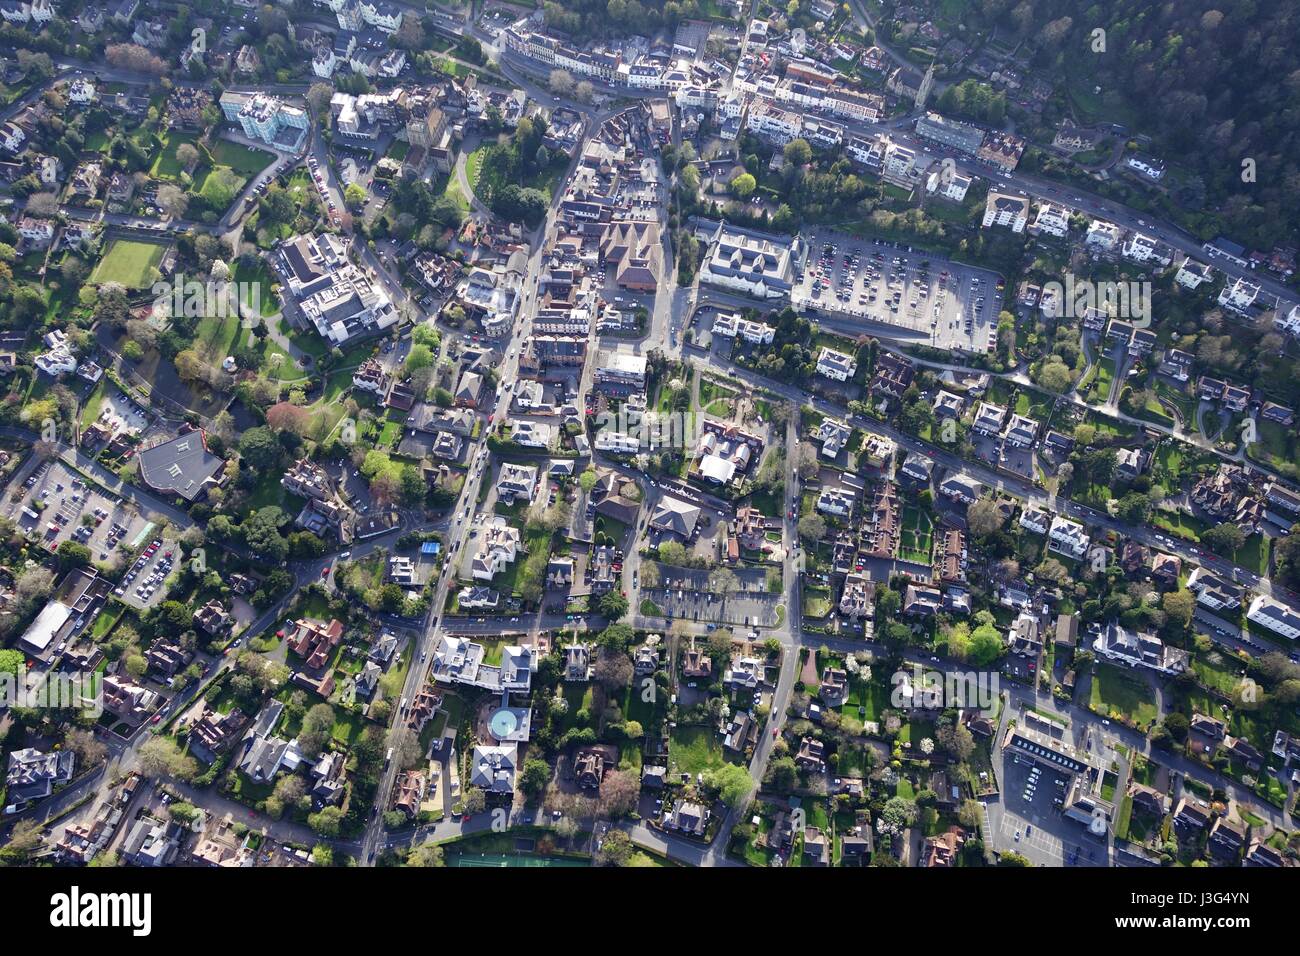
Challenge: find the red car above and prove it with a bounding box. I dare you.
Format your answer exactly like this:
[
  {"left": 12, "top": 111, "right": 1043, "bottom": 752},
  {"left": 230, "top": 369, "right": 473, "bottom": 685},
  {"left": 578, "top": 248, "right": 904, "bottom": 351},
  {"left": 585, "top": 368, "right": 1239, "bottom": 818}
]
[{"left": 321, "top": 567, "right": 331, "bottom": 578}]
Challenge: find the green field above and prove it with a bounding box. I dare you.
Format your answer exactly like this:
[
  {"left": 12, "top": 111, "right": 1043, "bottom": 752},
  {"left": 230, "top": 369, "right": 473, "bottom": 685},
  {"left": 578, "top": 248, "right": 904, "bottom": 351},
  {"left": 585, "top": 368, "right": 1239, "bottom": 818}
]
[
  {"left": 668, "top": 724, "right": 731, "bottom": 776},
  {"left": 150, "top": 131, "right": 200, "bottom": 179},
  {"left": 1089, "top": 662, "right": 1159, "bottom": 728},
  {"left": 231, "top": 257, "right": 280, "bottom": 317},
  {"left": 209, "top": 139, "right": 274, "bottom": 176},
  {"left": 899, "top": 506, "right": 933, "bottom": 564},
  {"left": 90, "top": 239, "right": 167, "bottom": 289}
]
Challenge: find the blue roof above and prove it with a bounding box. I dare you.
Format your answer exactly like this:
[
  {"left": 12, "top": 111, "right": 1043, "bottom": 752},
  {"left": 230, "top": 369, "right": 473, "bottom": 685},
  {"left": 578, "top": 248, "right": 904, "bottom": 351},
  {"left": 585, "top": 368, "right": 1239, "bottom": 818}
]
[{"left": 420, "top": 541, "right": 441, "bottom": 555}]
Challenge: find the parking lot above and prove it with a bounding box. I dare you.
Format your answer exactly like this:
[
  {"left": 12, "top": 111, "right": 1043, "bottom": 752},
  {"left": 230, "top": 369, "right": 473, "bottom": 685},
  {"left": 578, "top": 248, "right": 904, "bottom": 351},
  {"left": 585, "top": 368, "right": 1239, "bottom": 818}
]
[
  {"left": 6, "top": 460, "right": 157, "bottom": 570},
  {"left": 308, "top": 155, "right": 342, "bottom": 228},
  {"left": 642, "top": 566, "right": 779, "bottom": 628},
  {"left": 972, "top": 431, "right": 1036, "bottom": 481},
  {"left": 113, "top": 533, "right": 178, "bottom": 610},
  {"left": 791, "top": 234, "right": 1003, "bottom": 353},
  {"left": 88, "top": 385, "right": 153, "bottom": 438},
  {"left": 992, "top": 752, "right": 1109, "bottom": 866}
]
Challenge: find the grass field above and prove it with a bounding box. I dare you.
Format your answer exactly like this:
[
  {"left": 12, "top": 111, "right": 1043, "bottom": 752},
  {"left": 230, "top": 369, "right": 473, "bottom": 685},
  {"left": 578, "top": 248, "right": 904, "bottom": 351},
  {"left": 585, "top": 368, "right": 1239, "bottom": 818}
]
[
  {"left": 195, "top": 313, "right": 243, "bottom": 364},
  {"left": 668, "top": 724, "right": 731, "bottom": 776},
  {"left": 1087, "top": 357, "right": 1116, "bottom": 404},
  {"left": 90, "top": 239, "right": 166, "bottom": 289},
  {"left": 231, "top": 257, "right": 280, "bottom": 317},
  {"left": 150, "top": 131, "right": 200, "bottom": 180},
  {"left": 1089, "top": 662, "right": 1159, "bottom": 728},
  {"left": 899, "top": 506, "right": 933, "bottom": 564},
  {"left": 209, "top": 139, "right": 274, "bottom": 176}
]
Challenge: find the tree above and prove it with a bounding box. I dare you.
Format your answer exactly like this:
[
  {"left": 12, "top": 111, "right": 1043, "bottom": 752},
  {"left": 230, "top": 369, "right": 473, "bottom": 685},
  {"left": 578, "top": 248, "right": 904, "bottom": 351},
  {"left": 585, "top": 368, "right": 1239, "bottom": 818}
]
[
  {"left": 157, "top": 183, "right": 189, "bottom": 220},
  {"left": 1161, "top": 712, "right": 1190, "bottom": 744},
  {"left": 307, "top": 806, "right": 344, "bottom": 837},
  {"left": 344, "top": 183, "right": 368, "bottom": 209},
  {"left": 703, "top": 762, "right": 753, "bottom": 808},
  {"left": 306, "top": 82, "right": 334, "bottom": 116},
  {"left": 0, "top": 820, "right": 43, "bottom": 866},
  {"left": 1036, "top": 355, "right": 1074, "bottom": 393},
  {"left": 266, "top": 402, "right": 312, "bottom": 437},
  {"left": 238, "top": 426, "right": 282, "bottom": 471},
  {"left": 520, "top": 758, "right": 551, "bottom": 797},
  {"left": 729, "top": 171, "right": 757, "bottom": 200},
  {"left": 597, "top": 590, "right": 629, "bottom": 621},
  {"left": 57, "top": 540, "right": 92, "bottom": 568},
  {"left": 394, "top": 15, "right": 425, "bottom": 50},
  {"left": 243, "top": 508, "right": 289, "bottom": 565},
  {"left": 798, "top": 513, "right": 826, "bottom": 542},
  {"left": 765, "top": 755, "right": 798, "bottom": 793},
  {"left": 298, "top": 703, "right": 336, "bottom": 758},
  {"left": 1161, "top": 589, "right": 1195, "bottom": 633},
  {"left": 783, "top": 138, "right": 812, "bottom": 167},
  {"left": 406, "top": 842, "right": 445, "bottom": 867},
  {"left": 25, "top": 192, "right": 59, "bottom": 216},
  {"left": 936, "top": 721, "right": 975, "bottom": 762},
  {"left": 594, "top": 828, "right": 635, "bottom": 866},
  {"left": 137, "top": 737, "right": 198, "bottom": 781},
  {"left": 463, "top": 787, "right": 487, "bottom": 814},
  {"left": 598, "top": 769, "right": 639, "bottom": 819},
  {"left": 404, "top": 344, "right": 434, "bottom": 374},
  {"left": 64, "top": 728, "right": 107, "bottom": 766},
  {"left": 548, "top": 68, "right": 575, "bottom": 96},
  {"left": 968, "top": 623, "right": 1004, "bottom": 667},
  {"left": 593, "top": 650, "right": 632, "bottom": 690},
  {"left": 966, "top": 497, "right": 1005, "bottom": 536},
  {"left": 1201, "top": 522, "right": 1246, "bottom": 555}
]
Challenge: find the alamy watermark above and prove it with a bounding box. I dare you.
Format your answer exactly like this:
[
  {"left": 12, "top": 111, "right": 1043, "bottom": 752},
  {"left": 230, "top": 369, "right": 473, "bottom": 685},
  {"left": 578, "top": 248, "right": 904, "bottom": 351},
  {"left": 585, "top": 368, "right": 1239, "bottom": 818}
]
[
  {"left": 150, "top": 273, "right": 273, "bottom": 329},
  {"left": 1041, "top": 273, "right": 1152, "bottom": 327},
  {"left": 890, "top": 663, "right": 998, "bottom": 714},
  {"left": 0, "top": 670, "right": 101, "bottom": 717}
]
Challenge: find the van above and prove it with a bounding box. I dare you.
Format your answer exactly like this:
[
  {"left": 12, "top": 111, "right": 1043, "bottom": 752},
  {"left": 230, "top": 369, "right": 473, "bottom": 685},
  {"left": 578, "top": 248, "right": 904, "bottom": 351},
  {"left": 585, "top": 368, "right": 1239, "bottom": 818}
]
[{"left": 385, "top": 747, "right": 394, "bottom": 766}]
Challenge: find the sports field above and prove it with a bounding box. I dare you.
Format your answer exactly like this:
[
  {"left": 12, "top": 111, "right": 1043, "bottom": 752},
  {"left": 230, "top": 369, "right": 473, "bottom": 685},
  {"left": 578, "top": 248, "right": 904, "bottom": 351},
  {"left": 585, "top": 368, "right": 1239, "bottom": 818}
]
[{"left": 90, "top": 239, "right": 167, "bottom": 290}]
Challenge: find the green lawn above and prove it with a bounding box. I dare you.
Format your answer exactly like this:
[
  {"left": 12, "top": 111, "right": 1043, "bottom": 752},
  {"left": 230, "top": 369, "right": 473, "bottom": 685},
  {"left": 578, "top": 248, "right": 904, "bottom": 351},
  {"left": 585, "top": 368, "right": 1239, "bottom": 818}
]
[
  {"left": 1087, "top": 358, "right": 1115, "bottom": 404},
  {"left": 1089, "top": 663, "right": 1159, "bottom": 728},
  {"left": 899, "top": 506, "right": 933, "bottom": 563},
  {"left": 231, "top": 257, "right": 280, "bottom": 318},
  {"left": 195, "top": 313, "right": 243, "bottom": 364},
  {"left": 465, "top": 146, "right": 488, "bottom": 190},
  {"left": 209, "top": 139, "right": 274, "bottom": 176},
  {"left": 668, "top": 724, "right": 731, "bottom": 776},
  {"left": 150, "top": 131, "right": 200, "bottom": 180},
  {"left": 90, "top": 239, "right": 167, "bottom": 289}
]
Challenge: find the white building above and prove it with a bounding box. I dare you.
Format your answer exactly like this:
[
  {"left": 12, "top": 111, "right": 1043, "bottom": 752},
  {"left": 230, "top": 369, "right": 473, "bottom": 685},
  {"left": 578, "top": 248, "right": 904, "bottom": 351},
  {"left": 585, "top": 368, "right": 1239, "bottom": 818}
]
[
  {"left": 510, "top": 420, "right": 555, "bottom": 449},
  {"left": 925, "top": 167, "right": 972, "bottom": 203},
  {"left": 1091, "top": 622, "right": 1188, "bottom": 675},
  {"left": 1086, "top": 219, "right": 1122, "bottom": 251},
  {"left": 982, "top": 191, "right": 1029, "bottom": 233},
  {"left": 67, "top": 79, "right": 97, "bottom": 105},
  {"left": 745, "top": 97, "right": 802, "bottom": 146},
  {"left": 1032, "top": 202, "right": 1071, "bottom": 238},
  {"left": 816, "top": 488, "right": 855, "bottom": 517},
  {"left": 1247, "top": 595, "right": 1300, "bottom": 640},
  {"left": 1217, "top": 276, "right": 1260, "bottom": 314},
  {"left": 815, "top": 346, "right": 857, "bottom": 382},
  {"left": 1047, "top": 515, "right": 1090, "bottom": 560},
  {"left": 471, "top": 520, "right": 522, "bottom": 581},
  {"left": 1175, "top": 259, "right": 1214, "bottom": 289},
  {"left": 712, "top": 312, "right": 775, "bottom": 344},
  {"left": 697, "top": 222, "right": 805, "bottom": 300},
  {"left": 219, "top": 91, "right": 308, "bottom": 150}
]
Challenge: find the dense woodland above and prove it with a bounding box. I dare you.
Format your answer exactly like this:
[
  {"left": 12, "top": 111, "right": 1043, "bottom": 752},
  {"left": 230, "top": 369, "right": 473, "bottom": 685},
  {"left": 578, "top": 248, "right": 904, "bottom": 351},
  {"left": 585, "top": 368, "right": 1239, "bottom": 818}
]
[{"left": 914, "top": 0, "right": 1300, "bottom": 250}]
